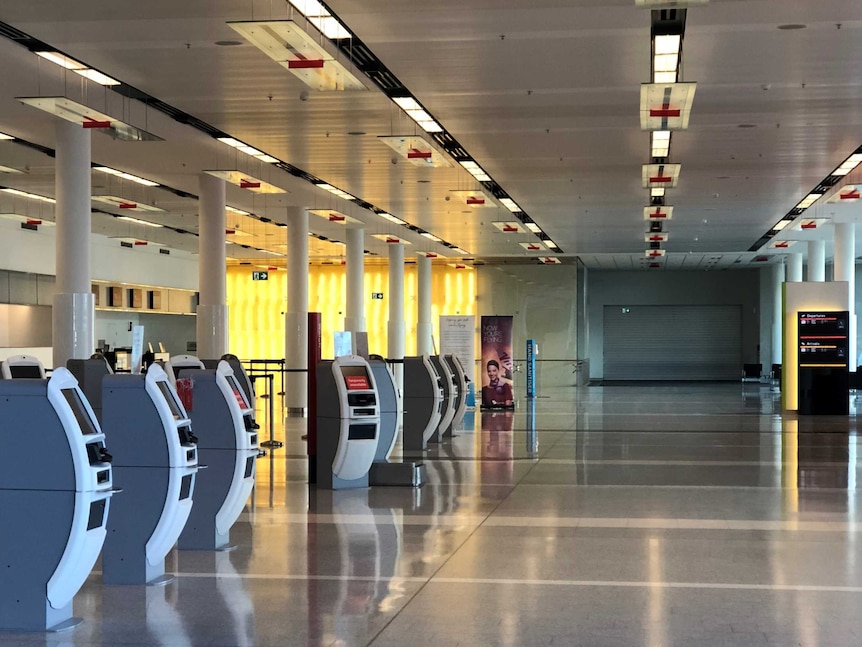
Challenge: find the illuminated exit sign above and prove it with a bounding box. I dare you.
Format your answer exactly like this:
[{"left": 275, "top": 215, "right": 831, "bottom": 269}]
[{"left": 252, "top": 271, "right": 269, "bottom": 281}]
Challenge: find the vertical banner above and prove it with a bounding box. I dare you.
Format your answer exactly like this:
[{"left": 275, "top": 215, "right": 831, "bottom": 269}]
[
  {"left": 130, "top": 325, "right": 145, "bottom": 374},
  {"left": 480, "top": 315, "right": 514, "bottom": 409},
  {"left": 526, "top": 339, "right": 537, "bottom": 398},
  {"left": 439, "top": 315, "right": 476, "bottom": 382}
]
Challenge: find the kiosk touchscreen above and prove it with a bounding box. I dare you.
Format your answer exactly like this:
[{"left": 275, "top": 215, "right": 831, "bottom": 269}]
[
  {"left": 67, "top": 356, "right": 113, "bottom": 423},
  {"left": 367, "top": 357, "right": 426, "bottom": 487},
  {"left": 430, "top": 355, "right": 457, "bottom": 441},
  {"left": 316, "top": 356, "right": 381, "bottom": 489},
  {"left": 2, "top": 354, "right": 47, "bottom": 379},
  {"left": 101, "top": 364, "right": 199, "bottom": 584},
  {"left": 177, "top": 361, "right": 258, "bottom": 550},
  {"left": 445, "top": 354, "right": 469, "bottom": 431},
  {"left": 0, "top": 368, "right": 114, "bottom": 631},
  {"left": 402, "top": 356, "right": 444, "bottom": 452}
]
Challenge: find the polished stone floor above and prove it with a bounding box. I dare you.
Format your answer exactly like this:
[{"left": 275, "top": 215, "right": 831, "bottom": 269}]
[{"left": 7, "top": 382, "right": 862, "bottom": 646}]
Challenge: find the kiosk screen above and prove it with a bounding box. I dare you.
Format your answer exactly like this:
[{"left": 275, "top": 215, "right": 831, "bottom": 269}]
[
  {"left": 340, "top": 365, "right": 371, "bottom": 390},
  {"left": 156, "top": 380, "right": 185, "bottom": 420},
  {"left": 9, "top": 365, "right": 42, "bottom": 378},
  {"left": 224, "top": 374, "right": 249, "bottom": 408},
  {"left": 61, "top": 388, "right": 99, "bottom": 435}
]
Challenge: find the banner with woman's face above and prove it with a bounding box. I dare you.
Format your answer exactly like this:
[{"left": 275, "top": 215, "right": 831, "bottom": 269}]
[{"left": 480, "top": 315, "right": 514, "bottom": 409}]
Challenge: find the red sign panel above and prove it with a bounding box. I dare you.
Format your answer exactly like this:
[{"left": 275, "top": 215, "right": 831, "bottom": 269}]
[{"left": 345, "top": 375, "right": 370, "bottom": 390}]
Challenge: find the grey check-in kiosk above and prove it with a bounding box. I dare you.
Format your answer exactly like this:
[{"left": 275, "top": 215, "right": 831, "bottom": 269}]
[
  {"left": 1, "top": 354, "right": 47, "bottom": 379},
  {"left": 447, "top": 354, "right": 469, "bottom": 431},
  {"left": 366, "top": 356, "right": 426, "bottom": 487},
  {"left": 0, "top": 368, "right": 115, "bottom": 631},
  {"left": 101, "top": 364, "right": 199, "bottom": 584},
  {"left": 177, "top": 361, "right": 258, "bottom": 550},
  {"left": 429, "top": 356, "right": 456, "bottom": 442},
  {"left": 203, "top": 355, "right": 260, "bottom": 432},
  {"left": 67, "top": 356, "right": 113, "bottom": 423},
  {"left": 316, "top": 356, "right": 381, "bottom": 489},
  {"left": 402, "top": 356, "right": 443, "bottom": 452}
]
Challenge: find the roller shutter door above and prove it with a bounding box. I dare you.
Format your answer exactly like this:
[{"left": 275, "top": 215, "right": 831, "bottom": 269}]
[{"left": 603, "top": 305, "right": 742, "bottom": 380}]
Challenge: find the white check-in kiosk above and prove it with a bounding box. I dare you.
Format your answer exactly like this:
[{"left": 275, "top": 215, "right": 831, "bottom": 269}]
[
  {"left": 0, "top": 368, "right": 114, "bottom": 631},
  {"left": 429, "top": 356, "right": 457, "bottom": 441},
  {"left": 316, "top": 356, "right": 381, "bottom": 489},
  {"left": 445, "top": 354, "right": 469, "bottom": 431},
  {"left": 2, "top": 354, "right": 47, "bottom": 379},
  {"left": 402, "top": 356, "right": 443, "bottom": 452},
  {"left": 366, "top": 357, "right": 426, "bottom": 487},
  {"left": 67, "top": 356, "right": 113, "bottom": 423},
  {"left": 177, "top": 361, "right": 258, "bottom": 550},
  {"left": 101, "top": 364, "right": 199, "bottom": 584}
]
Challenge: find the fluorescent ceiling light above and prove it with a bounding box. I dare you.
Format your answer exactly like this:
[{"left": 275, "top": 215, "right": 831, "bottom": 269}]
[
  {"left": 18, "top": 97, "right": 162, "bottom": 141},
  {"left": 308, "top": 16, "right": 351, "bottom": 40},
  {"left": 93, "top": 195, "right": 165, "bottom": 212},
  {"left": 459, "top": 160, "right": 492, "bottom": 182},
  {"left": 237, "top": 145, "right": 264, "bottom": 156},
  {"left": 795, "top": 193, "right": 822, "bottom": 210},
  {"left": 0, "top": 132, "right": 14, "bottom": 140},
  {"left": 378, "top": 135, "right": 452, "bottom": 168},
  {"left": 0, "top": 188, "right": 55, "bottom": 203},
  {"left": 654, "top": 35, "right": 681, "bottom": 56},
  {"left": 117, "top": 215, "right": 163, "bottom": 228},
  {"left": 226, "top": 206, "right": 251, "bottom": 216},
  {"left": 832, "top": 153, "right": 862, "bottom": 177},
  {"left": 255, "top": 154, "right": 280, "bottom": 164},
  {"left": 643, "top": 206, "right": 674, "bottom": 220},
  {"left": 525, "top": 223, "right": 542, "bottom": 234},
  {"left": 378, "top": 212, "right": 406, "bottom": 225},
  {"left": 545, "top": 240, "right": 560, "bottom": 249},
  {"left": 36, "top": 52, "right": 118, "bottom": 85},
  {"left": 499, "top": 198, "right": 521, "bottom": 213},
  {"left": 227, "top": 21, "right": 364, "bottom": 91},
  {"left": 216, "top": 136, "right": 282, "bottom": 164},
  {"left": 372, "top": 234, "right": 412, "bottom": 245},
  {"left": 309, "top": 209, "right": 362, "bottom": 225},
  {"left": 315, "top": 182, "right": 355, "bottom": 200},
  {"left": 421, "top": 232, "right": 442, "bottom": 242},
  {"left": 94, "top": 166, "right": 159, "bottom": 187},
  {"left": 75, "top": 69, "right": 120, "bottom": 86},
  {"left": 772, "top": 220, "right": 791, "bottom": 231},
  {"left": 217, "top": 137, "right": 244, "bottom": 147},
  {"left": 651, "top": 187, "right": 666, "bottom": 197},
  {"left": 393, "top": 97, "right": 421, "bottom": 111},
  {"left": 453, "top": 247, "right": 468, "bottom": 255},
  {"left": 0, "top": 164, "right": 25, "bottom": 174},
  {"left": 642, "top": 163, "right": 681, "bottom": 189},
  {"left": 203, "top": 170, "right": 286, "bottom": 194},
  {"left": 651, "top": 130, "right": 671, "bottom": 157}
]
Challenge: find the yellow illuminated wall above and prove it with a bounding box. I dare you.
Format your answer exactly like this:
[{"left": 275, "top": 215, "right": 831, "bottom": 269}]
[{"left": 227, "top": 264, "right": 475, "bottom": 360}]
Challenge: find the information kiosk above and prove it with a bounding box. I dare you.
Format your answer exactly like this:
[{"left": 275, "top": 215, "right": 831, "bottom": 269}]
[
  {"left": 316, "top": 356, "right": 381, "bottom": 489},
  {"left": 177, "top": 361, "right": 258, "bottom": 550},
  {"left": 1, "top": 354, "right": 46, "bottom": 379},
  {"left": 0, "top": 368, "right": 115, "bottom": 631},
  {"left": 429, "top": 356, "right": 456, "bottom": 442},
  {"left": 402, "top": 356, "right": 443, "bottom": 452},
  {"left": 101, "top": 364, "right": 199, "bottom": 584},
  {"left": 366, "top": 356, "right": 426, "bottom": 487},
  {"left": 446, "top": 354, "right": 469, "bottom": 431}
]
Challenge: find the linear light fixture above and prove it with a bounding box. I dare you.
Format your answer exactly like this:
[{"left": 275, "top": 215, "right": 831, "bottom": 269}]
[
  {"left": 650, "top": 130, "right": 671, "bottom": 158},
  {"left": 35, "top": 51, "right": 120, "bottom": 86},
  {"left": 0, "top": 132, "right": 13, "bottom": 140},
  {"left": 216, "top": 136, "right": 282, "bottom": 164},
  {"left": 316, "top": 182, "right": 355, "bottom": 201},
  {"left": 285, "top": 0, "right": 352, "bottom": 39},
  {"left": 93, "top": 195, "right": 165, "bottom": 212},
  {"left": 459, "top": 160, "right": 491, "bottom": 183},
  {"left": 452, "top": 247, "right": 469, "bottom": 255},
  {"left": 795, "top": 193, "right": 823, "bottom": 211},
  {"left": 771, "top": 219, "right": 792, "bottom": 231},
  {"left": 94, "top": 166, "right": 159, "bottom": 187},
  {"left": 392, "top": 96, "right": 443, "bottom": 133},
  {"left": 420, "top": 232, "right": 442, "bottom": 242},
  {"left": 0, "top": 188, "right": 55, "bottom": 203},
  {"left": 116, "top": 215, "right": 163, "bottom": 228},
  {"left": 204, "top": 170, "right": 286, "bottom": 194},
  {"left": 499, "top": 198, "right": 521, "bottom": 213},
  {"left": 525, "top": 222, "right": 542, "bottom": 234},
  {"left": 227, "top": 21, "right": 365, "bottom": 91},
  {"left": 378, "top": 135, "right": 451, "bottom": 168},
  {"left": 377, "top": 212, "right": 406, "bottom": 225},
  {"left": 0, "top": 164, "right": 25, "bottom": 174},
  {"left": 653, "top": 34, "right": 681, "bottom": 84},
  {"left": 226, "top": 206, "right": 252, "bottom": 216},
  {"left": 651, "top": 187, "right": 666, "bottom": 197},
  {"left": 832, "top": 154, "right": 862, "bottom": 177},
  {"left": 545, "top": 240, "right": 561, "bottom": 251},
  {"left": 18, "top": 97, "right": 162, "bottom": 141}
]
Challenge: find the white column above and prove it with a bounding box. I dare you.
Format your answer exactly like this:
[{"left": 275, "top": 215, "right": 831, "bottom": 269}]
[
  {"left": 772, "top": 261, "right": 783, "bottom": 366},
  {"left": 834, "top": 222, "right": 856, "bottom": 369},
  {"left": 786, "top": 253, "right": 803, "bottom": 282},
  {"left": 53, "top": 119, "right": 94, "bottom": 368},
  {"left": 417, "top": 253, "right": 433, "bottom": 355},
  {"left": 286, "top": 206, "right": 309, "bottom": 414},
  {"left": 344, "top": 227, "right": 365, "bottom": 333},
  {"left": 196, "top": 173, "right": 228, "bottom": 358},
  {"left": 808, "top": 240, "right": 825, "bottom": 282},
  {"left": 387, "top": 243, "right": 405, "bottom": 391}
]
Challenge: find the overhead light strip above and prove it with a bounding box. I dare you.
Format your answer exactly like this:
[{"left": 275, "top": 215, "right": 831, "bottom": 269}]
[
  {"left": 94, "top": 166, "right": 159, "bottom": 187},
  {"left": 35, "top": 50, "right": 120, "bottom": 86}
]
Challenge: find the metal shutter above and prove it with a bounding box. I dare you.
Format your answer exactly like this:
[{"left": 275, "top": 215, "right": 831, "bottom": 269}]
[{"left": 603, "top": 305, "right": 742, "bottom": 380}]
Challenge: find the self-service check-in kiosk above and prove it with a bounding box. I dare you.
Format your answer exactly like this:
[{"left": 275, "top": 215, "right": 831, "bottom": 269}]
[
  {"left": 316, "top": 356, "right": 381, "bottom": 489},
  {"left": 203, "top": 355, "right": 260, "bottom": 432},
  {"left": 366, "top": 356, "right": 426, "bottom": 487},
  {"left": 429, "top": 356, "right": 456, "bottom": 442},
  {"left": 447, "top": 354, "right": 469, "bottom": 431},
  {"left": 0, "top": 368, "right": 114, "bottom": 631},
  {"left": 67, "top": 356, "right": 113, "bottom": 423},
  {"left": 1, "top": 354, "right": 47, "bottom": 379},
  {"left": 101, "top": 364, "right": 198, "bottom": 584},
  {"left": 402, "top": 356, "right": 443, "bottom": 452},
  {"left": 177, "top": 361, "right": 258, "bottom": 550}
]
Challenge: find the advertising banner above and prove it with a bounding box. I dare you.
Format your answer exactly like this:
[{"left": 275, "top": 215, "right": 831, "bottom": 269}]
[
  {"left": 480, "top": 315, "right": 514, "bottom": 409},
  {"left": 439, "top": 315, "right": 476, "bottom": 383}
]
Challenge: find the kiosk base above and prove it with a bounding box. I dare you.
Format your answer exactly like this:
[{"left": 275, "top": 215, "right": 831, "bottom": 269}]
[{"left": 369, "top": 461, "right": 426, "bottom": 487}]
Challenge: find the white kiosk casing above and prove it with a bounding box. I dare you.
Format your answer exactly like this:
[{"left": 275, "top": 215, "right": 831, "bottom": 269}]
[
  {"left": 448, "top": 354, "right": 469, "bottom": 429},
  {"left": 2, "top": 354, "right": 47, "bottom": 379},
  {"left": 431, "top": 355, "right": 457, "bottom": 438},
  {"left": 401, "top": 356, "right": 444, "bottom": 452}
]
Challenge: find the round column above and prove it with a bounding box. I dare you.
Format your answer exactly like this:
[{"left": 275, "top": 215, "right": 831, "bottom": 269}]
[
  {"left": 834, "top": 222, "right": 856, "bottom": 369},
  {"left": 53, "top": 119, "right": 94, "bottom": 368},
  {"left": 786, "top": 253, "right": 803, "bottom": 282},
  {"left": 387, "top": 243, "right": 405, "bottom": 392},
  {"left": 772, "top": 261, "right": 783, "bottom": 367},
  {"left": 344, "top": 227, "right": 365, "bottom": 333},
  {"left": 197, "top": 173, "right": 228, "bottom": 358},
  {"left": 808, "top": 240, "right": 825, "bottom": 282},
  {"left": 286, "top": 206, "right": 309, "bottom": 414},
  {"left": 417, "top": 253, "right": 433, "bottom": 355}
]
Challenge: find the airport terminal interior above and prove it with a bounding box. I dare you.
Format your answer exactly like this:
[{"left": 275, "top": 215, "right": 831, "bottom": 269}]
[{"left": 3, "top": 1, "right": 862, "bottom": 646}]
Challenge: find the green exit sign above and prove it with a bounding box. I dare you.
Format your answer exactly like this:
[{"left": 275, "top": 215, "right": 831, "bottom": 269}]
[{"left": 252, "top": 271, "right": 269, "bottom": 281}]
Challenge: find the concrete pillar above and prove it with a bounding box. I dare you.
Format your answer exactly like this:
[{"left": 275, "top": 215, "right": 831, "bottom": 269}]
[
  {"left": 196, "top": 173, "right": 228, "bottom": 358},
  {"left": 786, "top": 253, "right": 803, "bottom": 282},
  {"left": 387, "top": 243, "right": 405, "bottom": 392},
  {"left": 808, "top": 240, "right": 825, "bottom": 282},
  {"left": 417, "top": 254, "right": 433, "bottom": 355},
  {"left": 344, "top": 227, "right": 365, "bottom": 333},
  {"left": 834, "top": 222, "right": 856, "bottom": 369},
  {"left": 772, "top": 261, "right": 783, "bottom": 366},
  {"left": 53, "top": 119, "right": 94, "bottom": 368},
  {"left": 286, "top": 206, "right": 309, "bottom": 414}
]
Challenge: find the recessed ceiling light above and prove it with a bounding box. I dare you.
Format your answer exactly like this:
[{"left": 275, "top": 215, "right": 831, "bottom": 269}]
[
  {"left": 215, "top": 40, "right": 244, "bottom": 46},
  {"left": 777, "top": 24, "right": 806, "bottom": 30}
]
